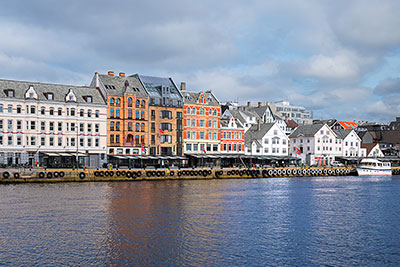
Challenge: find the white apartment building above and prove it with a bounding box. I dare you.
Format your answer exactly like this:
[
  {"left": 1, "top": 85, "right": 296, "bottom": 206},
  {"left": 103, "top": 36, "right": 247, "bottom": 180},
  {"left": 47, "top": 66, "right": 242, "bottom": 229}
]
[
  {"left": 273, "top": 100, "right": 313, "bottom": 125},
  {"left": 245, "top": 122, "right": 289, "bottom": 156},
  {"left": 334, "top": 129, "right": 366, "bottom": 158},
  {"left": 0, "top": 79, "right": 107, "bottom": 168}
]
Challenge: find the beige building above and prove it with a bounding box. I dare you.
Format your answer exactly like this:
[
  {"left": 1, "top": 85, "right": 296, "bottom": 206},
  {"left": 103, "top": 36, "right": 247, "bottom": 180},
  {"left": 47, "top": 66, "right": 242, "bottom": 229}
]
[{"left": 0, "top": 79, "right": 107, "bottom": 168}]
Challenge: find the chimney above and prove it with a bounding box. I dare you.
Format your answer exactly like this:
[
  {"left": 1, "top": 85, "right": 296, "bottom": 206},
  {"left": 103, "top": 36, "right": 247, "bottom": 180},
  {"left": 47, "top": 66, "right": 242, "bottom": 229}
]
[
  {"left": 180, "top": 82, "right": 186, "bottom": 92},
  {"left": 95, "top": 72, "right": 99, "bottom": 88},
  {"left": 257, "top": 119, "right": 261, "bottom": 131},
  {"left": 108, "top": 71, "right": 114, "bottom": 76},
  {"left": 258, "top": 102, "right": 262, "bottom": 107},
  {"left": 119, "top": 72, "right": 125, "bottom": 77},
  {"left": 247, "top": 101, "right": 251, "bottom": 107}
]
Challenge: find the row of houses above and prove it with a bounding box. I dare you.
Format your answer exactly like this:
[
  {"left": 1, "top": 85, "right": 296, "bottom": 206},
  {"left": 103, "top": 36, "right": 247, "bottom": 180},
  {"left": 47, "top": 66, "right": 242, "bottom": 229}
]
[{"left": 0, "top": 71, "right": 395, "bottom": 168}]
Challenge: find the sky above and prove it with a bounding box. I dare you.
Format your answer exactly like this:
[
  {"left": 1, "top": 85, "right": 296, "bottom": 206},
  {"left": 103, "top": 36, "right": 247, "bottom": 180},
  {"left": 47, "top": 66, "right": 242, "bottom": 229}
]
[{"left": 0, "top": 0, "right": 399, "bottom": 123}]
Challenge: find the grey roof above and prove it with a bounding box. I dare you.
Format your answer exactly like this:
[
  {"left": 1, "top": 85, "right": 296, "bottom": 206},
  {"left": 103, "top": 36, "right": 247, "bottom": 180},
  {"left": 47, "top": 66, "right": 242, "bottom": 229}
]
[
  {"left": 290, "top": 124, "right": 324, "bottom": 138},
  {"left": 222, "top": 109, "right": 247, "bottom": 126},
  {"left": 247, "top": 105, "right": 269, "bottom": 118},
  {"left": 136, "top": 74, "right": 183, "bottom": 107},
  {"left": 220, "top": 118, "right": 244, "bottom": 129},
  {"left": 181, "top": 90, "right": 220, "bottom": 106},
  {"left": 245, "top": 123, "right": 275, "bottom": 145},
  {"left": 333, "top": 129, "right": 352, "bottom": 139},
  {"left": 97, "top": 74, "right": 148, "bottom": 97},
  {"left": 0, "top": 78, "right": 106, "bottom": 105}
]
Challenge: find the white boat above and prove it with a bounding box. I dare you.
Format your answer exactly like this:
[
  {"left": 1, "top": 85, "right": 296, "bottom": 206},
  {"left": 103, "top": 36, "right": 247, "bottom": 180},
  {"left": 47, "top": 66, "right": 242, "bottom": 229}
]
[{"left": 356, "top": 158, "right": 392, "bottom": 176}]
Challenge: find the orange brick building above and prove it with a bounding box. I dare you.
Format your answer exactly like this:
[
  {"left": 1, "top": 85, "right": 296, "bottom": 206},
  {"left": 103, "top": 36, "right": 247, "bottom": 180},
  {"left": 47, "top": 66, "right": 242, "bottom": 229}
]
[
  {"left": 181, "top": 84, "right": 221, "bottom": 154},
  {"left": 220, "top": 117, "right": 245, "bottom": 154},
  {"left": 91, "top": 72, "right": 149, "bottom": 155}
]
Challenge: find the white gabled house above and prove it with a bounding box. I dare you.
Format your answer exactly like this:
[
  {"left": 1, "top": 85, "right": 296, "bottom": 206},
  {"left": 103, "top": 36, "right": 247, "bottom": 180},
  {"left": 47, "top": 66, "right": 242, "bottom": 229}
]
[
  {"left": 290, "top": 124, "right": 340, "bottom": 165},
  {"left": 334, "top": 129, "right": 366, "bottom": 158},
  {"left": 245, "top": 122, "right": 289, "bottom": 156},
  {"left": 361, "top": 143, "right": 385, "bottom": 158}
]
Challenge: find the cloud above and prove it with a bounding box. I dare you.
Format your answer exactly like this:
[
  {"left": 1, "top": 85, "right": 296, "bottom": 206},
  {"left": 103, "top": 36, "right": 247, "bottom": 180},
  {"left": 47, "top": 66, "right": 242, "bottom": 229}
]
[{"left": 374, "top": 77, "right": 400, "bottom": 95}]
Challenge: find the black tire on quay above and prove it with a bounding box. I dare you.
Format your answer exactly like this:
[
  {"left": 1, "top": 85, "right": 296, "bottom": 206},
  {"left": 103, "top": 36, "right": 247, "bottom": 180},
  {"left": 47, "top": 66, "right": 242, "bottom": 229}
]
[
  {"left": 104, "top": 171, "right": 110, "bottom": 177},
  {"left": 121, "top": 171, "right": 126, "bottom": 176},
  {"left": 2, "top": 172, "right": 10, "bottom": 179},
  {"left": 170, "top": 171, "right": 175, "bottom": 176},
  {"left": 239, "top": 170, "right": 244, "bottom": 176},
  {"left": 136, "top": 171, "right": 142, "bottom": 177},
  {"left": 47, "top": 172, "right": 53, "bottom": 179},
  {"left": 94, "top": 171, "right": 99, "bottom": 177},
  {"left": 13, "top": 173, "right": 20, "bottom": 179},
  {"left": 202, "top": 170, "right": 208, "bottom": 177},
  {"left": 146, "top": 171, "right": 151, "bottom": 177},
  {"left": 161, "top": 171, "right": 166, "bottom": 176},
  {"left": 53, "top": 172, "right": 59, "bottom": 178},
  {"left": 109, "top": 171, "right": 114, "bottom": 177},
  {"left": 116, "top": 171, "right": 121, "bottom": 176},
  {"left": 79, "top": 172, "right": 86, "bottom": 179},
  {"left": 59, "top": 171, "right": 65, "bottom": 177},
  {"left": 130, "top": 172, "right": 136, "bottom": 179},
  {"left": 177, "top": 171, "right": 182, "bottom": 177},
  {"left": 38, "top": 172, "right": 45, "bottom": 178},
  {"left": 127, "top": 172, "right": 132, "bottom": 178},
  {"left": 99, "top": 171, "right": 105, "bottom": 177}
]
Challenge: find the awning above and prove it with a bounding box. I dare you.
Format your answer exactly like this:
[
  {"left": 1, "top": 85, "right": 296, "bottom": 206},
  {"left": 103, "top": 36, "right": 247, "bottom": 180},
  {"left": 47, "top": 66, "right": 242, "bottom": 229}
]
[
  {"left": 45, "top": 153, "right": 60, "bottom": 156},
  {"left": 59, "top": 153, "right": 73, "bottom": 157}
]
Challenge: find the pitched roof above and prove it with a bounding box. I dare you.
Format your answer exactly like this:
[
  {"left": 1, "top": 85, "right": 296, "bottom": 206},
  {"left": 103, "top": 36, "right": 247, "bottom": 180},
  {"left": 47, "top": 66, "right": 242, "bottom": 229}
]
[
  {"left": 286, "top": 119, "right": 299, "bottom": 129},
  {"left": 333, "top": 129, "right": 352, "bottom": 139},
  {"left": 97, "top": 74, "right": 148, "bottom": 97},
  {"left": 180, "top": 90, "right": 220, "bottom": 106},
  {"left": 290, "top": 124, "right": 324, "bottom": 138},
  {"left": 223, "top": 109, "right": 246, "bottom": 125},
  {"left": 337, "top": 121, "right": 358, "bottom": 129},
  {"left": 361, "top": 143, "right": 380, "bottom": 155},
  {"left": 381, "top": 129, "right": 400, "bottom": 144},
  {"left": 247, "top": 105, "right": 269, "bottom": 118},
  {"left": 245, "top": 123, "right": 275, "bottom": 145},
  {"left": 0, "top": 78, "right": 105, "bottom": 105}
]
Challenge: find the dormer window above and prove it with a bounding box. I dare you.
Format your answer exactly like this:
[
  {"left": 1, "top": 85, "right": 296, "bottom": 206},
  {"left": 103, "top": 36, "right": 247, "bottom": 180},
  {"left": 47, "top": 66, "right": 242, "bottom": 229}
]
[
  {"left": 83, "top": 95, "right": 93, "bottom": 103},
  {"left": 69, "top": 95, "right": 74, "bottom": 101},
  {"left": 44, "top": 92, "right": 54, "bottom": 100},
  {"left": 4, "top": 89, "right": 14, "bottom": 97}
]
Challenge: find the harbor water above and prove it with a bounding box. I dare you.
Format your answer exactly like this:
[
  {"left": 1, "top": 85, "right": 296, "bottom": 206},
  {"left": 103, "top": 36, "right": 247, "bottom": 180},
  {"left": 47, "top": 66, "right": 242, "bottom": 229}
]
[{"left": 1, "top": 176, "right": 400, "bottom": 266}]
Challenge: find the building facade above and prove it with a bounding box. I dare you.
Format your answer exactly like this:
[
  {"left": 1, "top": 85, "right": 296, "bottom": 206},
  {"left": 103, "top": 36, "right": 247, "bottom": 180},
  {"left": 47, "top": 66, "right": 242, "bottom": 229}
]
[
  {"left": 91, "top": 72, "right": 149, "bottom": 156},
  {"left": 0, "top": 79, "right": 107, "bottom": 168},
  {"left": 137, "top": 75, "right": 184, "bottom": 156},
  {"left": 220, "top": 117, "right": 245, "bottom": 154},
  {"left": 245, "top": 122, "right": 289, "bottom": 156},
  {"left": 272, "top": 100, "right": 313, "bottom": 125},
  {"left": 182, "top": 87, "right": 221, "bottom": 154}
]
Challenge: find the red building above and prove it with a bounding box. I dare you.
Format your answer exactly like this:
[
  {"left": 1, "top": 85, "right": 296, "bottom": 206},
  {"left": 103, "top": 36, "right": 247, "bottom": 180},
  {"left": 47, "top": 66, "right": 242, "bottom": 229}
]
[{"left": 220, "top": 117, "right": 245, "bottom": 154}]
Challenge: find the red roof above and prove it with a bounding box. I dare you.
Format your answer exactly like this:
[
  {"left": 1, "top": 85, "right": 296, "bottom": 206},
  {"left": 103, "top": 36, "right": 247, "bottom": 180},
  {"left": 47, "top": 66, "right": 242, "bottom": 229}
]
[{"left": 337, "top": 121, "right": 358, "bottom": 129}]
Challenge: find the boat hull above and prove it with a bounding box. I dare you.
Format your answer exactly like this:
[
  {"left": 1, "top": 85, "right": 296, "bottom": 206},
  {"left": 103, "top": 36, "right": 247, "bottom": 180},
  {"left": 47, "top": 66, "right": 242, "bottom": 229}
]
[{"left": 357, "top": 168, "right": 392, "bottom": 176}]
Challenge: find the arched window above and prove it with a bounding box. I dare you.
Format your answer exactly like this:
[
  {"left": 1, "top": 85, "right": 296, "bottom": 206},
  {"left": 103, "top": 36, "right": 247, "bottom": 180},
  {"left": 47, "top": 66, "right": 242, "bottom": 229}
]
[
  {"left": 141, "top": 100, "right": 145, "bottom": 107},
  {"left": 213, "top": 109, "right": 217, "bottom": 116},
  {"left": 201, "top": 96, "right": 204, "bottom": 103},
  {"left": 135, "top": 111, "right": 139, "bottom": 119},
  {"left": 110, "top": 98, "right": 115, "bottom": 105},
  {"left": 110, "top": 122, "right": 114, "bottom": 131},
  {"left": 199, "top": 108, "right": 205, "bottom": 115},
  {"left": 140, "top": 111, "right": 144, "bottom": 119},
  {"left": 116, "top": 98, "right": 121, "bottom": 106},
  {"left": 186, "top": 107, "right": 190, "bottom": 114},
  {"left": 136, "top": 100, "right": 140, "bottom": 108},
  {"left": 192, "top": 107, "right": 196, "bottom": 114},
  {"left": 127, "top": 97, "right": 133, "bottom": 107},
  {"left": 208, "top": 109, "right": 212, "bottom": 115},
  {"left": 110, "top": 109, "right": 114, "bottom": 118},
  {"left": 80, "top": 109, "right": 84, "bottom": 117},
  {"left": 141, "top": 123, "right": 145, "bottom": 132},
  {"left": 135, "top": 123, "right": 140, "bottom": 131}
]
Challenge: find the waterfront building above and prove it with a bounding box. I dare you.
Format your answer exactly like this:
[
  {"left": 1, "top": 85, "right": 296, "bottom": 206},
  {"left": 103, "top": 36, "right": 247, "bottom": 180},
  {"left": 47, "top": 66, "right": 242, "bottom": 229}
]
[
  {"left": 289, "top": 124, "right": 340, "bottom": 165},
  {"left": 220, "top": 117, "right": 245, "bottom": 154},
  {"left": 181, "top": 85, "right": 221, "bottom": 154},
  {"left": 334, "top": 129, "right": 365, "bottom": 158},
  {"left": 272, "top": 100, "right": 313, "bottom": 125},
  {"left": 0, "top": 79, "right": 107, "bottom": 168},
  {"left": 91, "top": 72, "right": 149, "bottom": 156},
  {"left": 361, "top": 143, "right": 385, "bottom": 157},
  {"left": 245, "top": 122, "right": 289, "bottom": 156},
  {"left": 136, "top": 75, "right": 184, "bottom": 156}
]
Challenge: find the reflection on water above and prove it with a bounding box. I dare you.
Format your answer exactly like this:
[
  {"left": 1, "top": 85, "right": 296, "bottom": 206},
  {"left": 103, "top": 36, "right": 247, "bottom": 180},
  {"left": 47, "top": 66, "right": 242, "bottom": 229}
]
[{"left": 1, "top": 177, "right": 400, "bottom": 266}]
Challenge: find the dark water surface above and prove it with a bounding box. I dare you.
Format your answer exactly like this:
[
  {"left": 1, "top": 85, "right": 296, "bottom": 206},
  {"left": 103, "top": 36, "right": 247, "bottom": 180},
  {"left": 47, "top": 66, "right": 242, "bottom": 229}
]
[{"left": 1, "top": 176, "right": 400, "bottom": 266}]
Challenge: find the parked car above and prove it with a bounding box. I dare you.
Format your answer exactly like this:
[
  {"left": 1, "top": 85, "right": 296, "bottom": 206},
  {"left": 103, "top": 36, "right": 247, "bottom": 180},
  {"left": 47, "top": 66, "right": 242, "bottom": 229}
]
[{"left": 330, "top": 161, "right": 344, "bottom": 167}]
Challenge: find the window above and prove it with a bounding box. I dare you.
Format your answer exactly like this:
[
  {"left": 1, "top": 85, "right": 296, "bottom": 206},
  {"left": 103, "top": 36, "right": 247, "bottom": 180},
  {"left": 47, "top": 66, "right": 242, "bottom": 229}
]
[
  {"left": 151, "top": 122, "right": 155, "bottom": 132},
  {"left": 80, "top": 123, "right": 84, "bottom": 132},
  {"left": 191, "top": 119, "right": 196, "bottom": 127},
  {"left": 110, "top": 109, "right": 114, "bottom": 118},
  {"left": 17, "top": 136, "right": 22, "bottom": 146},
  {"left": 200, "top": 132, "right": 205, "bottom": 139},
  {"left": 95, "top": 110, "right": 99, "bottom": 118},
  {"left": 58, "top": 137, "right": 62, "bottom": 146},
  {"left": 57, "top": 108, "right": 62, "bottom": 116},
  {"left": 17, "top": 120, "right": 22, "bottom": 130},
  {"left": 110, "top": 122, "right": 114, "bottom": 131},
  {"left": 127, "top": 110, "right": 132, "bottom": 119},
  {"left": 135, "top": 111, "right": 140, "bottom": 119},
  {"left": 208, "top": 109, "right": 212, "bottom": 116},
  {"left": 223, "top": 144, "right": 227, "bottom": 151},
  {"left": 208, "top": 120, "right": 212, "bottom": 128},
  {"left": 136, "top": 100, "right": 140, "bottom": 108},
  {"left": 128, "top": 97, "right": 133, "bottom": 107},
  {"left": 88, "top": 124, "right": 92, "bottom": 133},
  {"left": 41, "top": 107, "right": 45, "bottom": 115},
  {"left": 0, "top": 105, "right": 3, "bottom": 113},
  {"left": 136, "top": 123, "right": 140, "bottom": 132},
  {"left": 110, "top": 98, "right": 115, "bottom": 105},
  {"left": 71, "top": 108, "right": 75, "bottom": 116},
  {"left": 41, "top": 136, "right": 45, "bottom": 146},
  {"left": 70, "top": 137, "right": 75, "bottom": 147},
  {"left": 80, "top": 109, "right": 84, "bottom": 117},
  {"left": 160, "top": 110, "right": 171, "bottom": 119},
  {"left": 7, "top": 135, "right": 12, "bottom": 145},
  {"left": 199, "top": 120, "right": 205, "bottom": 127},
  {"left": 87, "top": 138, "right": 92, "bottom": 147},
  {"left": 141, "top": 123, "right": 145, "bottom": 132},
  {"left": 17, "top": 105, "right": 22, "bottom": 114},
  {"left": 199, "top": 108, "right": 205, "bottom": 115},
  {"left": 80, "top": 137, "right": 84, "bottom": 147},
  {"left": 213, "top": 109, "right": 217, "bottom": 116},
  {"left": 192, "top": 107, "right": 196, "bottom": 114},
  {"left": 116, "top": 98, "right": 121, "bottom": 106},
  {"left": 214, "top": 132, "right": 217, "bottom": 140},
  {"left": 95, "top": 124, "right": 99, "bottom": 133},
  {"left": 8, "top": 105, "right": 12, "bottom": 113},
  {"left": 41, "top": 121, "right": 45, "bottom": 131},
  {"left": 95, "top": 138, "right": 99, "bottom": 147},
  {"left": 186, "top": 107, "right": 190, "bottom": 114},
  {"left": 141, "top": 111, "right": 144, "bottom": 119},
  {"left": 86, "top": 96, "right": 92, "bottom": 103},
  {"left": 49, "top": 107, "right": 54, "bottom": 115},
  {"left": 5, "top": 90, "right": 14, "bottom": 97},
  {"left": 208, "top": 132, "right": 212, "bottom": 140},
  {"left": 213, "top": 120, "right": 217, "bottom": 128},
  {"left": 30, "top": 121, "right": 36, "bottom": 130},
  {"left": 116, "top": 110, "right": 120, "bottom": 118},
  {"left": 7, "top": 120, "right": 12, "bottom": 130},
  {"left": 186, "top": 144, "right": 192, "bottom": 151},
  {"left": 141, "top": 100, "right": 145, "bottom": 107}
]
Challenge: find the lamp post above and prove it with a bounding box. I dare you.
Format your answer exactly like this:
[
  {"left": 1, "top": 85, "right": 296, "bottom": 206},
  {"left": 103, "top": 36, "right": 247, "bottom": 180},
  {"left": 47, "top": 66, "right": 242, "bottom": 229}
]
[{"left": 76, "top": 123, "right": 79, "bottom": 169}]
